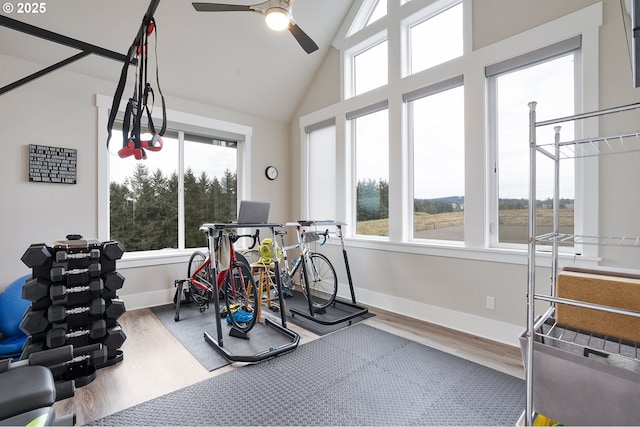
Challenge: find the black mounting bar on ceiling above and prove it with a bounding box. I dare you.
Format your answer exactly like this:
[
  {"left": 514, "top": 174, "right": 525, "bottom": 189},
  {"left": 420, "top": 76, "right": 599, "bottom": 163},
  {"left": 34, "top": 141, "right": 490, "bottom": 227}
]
[
  {"left": 123, "top": 0, "right": 162, "bottom": 63},
  {"left": 0, "top": 0, "right": 161, "bottom": 96}
]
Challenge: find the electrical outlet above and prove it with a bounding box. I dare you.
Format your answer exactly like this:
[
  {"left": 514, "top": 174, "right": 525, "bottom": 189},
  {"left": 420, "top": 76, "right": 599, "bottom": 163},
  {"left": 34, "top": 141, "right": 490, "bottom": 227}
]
[{"left": 486, "top": 296, "right": 495, "bottom": 310}]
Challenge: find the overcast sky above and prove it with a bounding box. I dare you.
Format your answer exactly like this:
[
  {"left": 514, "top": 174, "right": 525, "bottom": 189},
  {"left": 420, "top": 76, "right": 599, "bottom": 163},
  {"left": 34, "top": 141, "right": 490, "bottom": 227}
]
[{"left": 109, "top": 130, "right": 236, "bottom": 184}]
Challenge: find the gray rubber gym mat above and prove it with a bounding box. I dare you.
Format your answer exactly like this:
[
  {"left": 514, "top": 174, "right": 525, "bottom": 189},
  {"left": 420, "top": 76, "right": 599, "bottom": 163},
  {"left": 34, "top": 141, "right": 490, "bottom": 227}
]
[
  {"left": 88, "top": 323, "right": 525, "bottom": 426},
  {"left": 151, "top": 303, "right": 229, "bottom": 371},
  {"left": 284, "top": 291, "right": 374, "bottom": 335},
  {"left": 151, "top": 303, "right": 296, "bottom": 371}
]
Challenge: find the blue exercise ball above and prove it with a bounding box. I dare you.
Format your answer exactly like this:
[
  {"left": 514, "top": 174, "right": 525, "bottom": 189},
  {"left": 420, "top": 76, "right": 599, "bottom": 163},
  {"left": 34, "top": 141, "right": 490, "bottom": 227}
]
[
  {"left": 0, "top": 334, "right": 27, "bottom": 359},
  {"left": 0, "top": 274, "right": 32, "bottom": 338}
]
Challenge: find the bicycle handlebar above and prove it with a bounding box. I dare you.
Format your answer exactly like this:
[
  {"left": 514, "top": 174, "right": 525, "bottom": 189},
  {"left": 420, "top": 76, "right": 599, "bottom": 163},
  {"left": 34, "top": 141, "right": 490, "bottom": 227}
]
[
  {"left": 228, "top": 229, "right": 260, "bottom": 249},
  {"left": 318, "top": 229, "right": 329, "bottom": 245},
  {"left": 301, "top": 229, "right": 330, "bottom": 246}
]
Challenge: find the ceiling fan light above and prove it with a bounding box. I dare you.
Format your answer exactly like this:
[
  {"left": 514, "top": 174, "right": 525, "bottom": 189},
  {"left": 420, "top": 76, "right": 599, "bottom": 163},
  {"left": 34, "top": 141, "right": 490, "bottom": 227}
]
[{"left": 265, "top": 7, "right": 290, "bottom": 31}]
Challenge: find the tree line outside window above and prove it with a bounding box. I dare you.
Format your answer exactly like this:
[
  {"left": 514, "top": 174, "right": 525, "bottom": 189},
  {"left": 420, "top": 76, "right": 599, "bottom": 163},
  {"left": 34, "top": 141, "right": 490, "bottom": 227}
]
[{"left": 110, "top": 164, "right": 237, "bottom": 252}]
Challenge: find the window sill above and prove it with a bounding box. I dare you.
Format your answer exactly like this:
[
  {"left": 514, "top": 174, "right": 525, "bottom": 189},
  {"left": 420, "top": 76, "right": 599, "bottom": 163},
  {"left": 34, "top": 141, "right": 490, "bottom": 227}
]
[
  {"left": 341, "top": 238, "right": 600, "bottom": 268},
  {"left": 118, "top": 248, "right": 203, "bottom": 269},
  {"left": 116, "top": 240, "right": 600, "bottom": 271}
]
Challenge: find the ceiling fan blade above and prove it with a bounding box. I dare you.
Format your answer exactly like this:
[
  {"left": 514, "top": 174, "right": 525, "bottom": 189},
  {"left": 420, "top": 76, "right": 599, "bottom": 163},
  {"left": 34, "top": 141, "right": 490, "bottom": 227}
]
[
  {"left": 288, "top": 22, "right": 319, "bottom": 54},
  {"left": 192, "top": 3, "right": 253, "bottom": 12}
]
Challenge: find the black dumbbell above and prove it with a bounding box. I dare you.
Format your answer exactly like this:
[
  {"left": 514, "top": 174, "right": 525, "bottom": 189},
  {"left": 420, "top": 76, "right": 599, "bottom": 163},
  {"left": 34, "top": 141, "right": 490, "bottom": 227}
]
[
  {"left": 47, "top": 298, "right": 106, "bottom": 323},
  {"left": 102, "top": 241, "right": 125, "bottom": 261},
  {"left": 103, "top": 271, "right": 125, "bottom": 292},
  {"left": 54, "top": 343, "right": 108, "bottom": 368},
  {"left": 46, "top": 319, "right": 107, "bottom": 348},
  {"left": 101, "top": 241, "right": 125, "bottom": 275},
  {"left": 22, "top": 277, "right": 51, "bottom": 303},
  {"left": 23, "top": 343, "right": 108, "bottom": 372},
  {"left": 19, "top": 308, "right": 50, "bottom": 335},
  {"left": 50, "top": 279, "right": 104, "bottom": 302},
  {"left": 55, "top": 248, "right": 101, "bottom": 263},
  {"left": 104, "top": 299, "right": 126, "bottom": 320},
  {"left": 21, "top": 243, "right": 52, "bottom": 268},
  {"left": 102, "top": 325, "right": 127, "bottom": 357},
  {"left": 76, "top": 344, "right": 109, "bottom": 367},
  {"left": 50, "top": 263, "right": 101, "bottom": 283},
  {"left": 20, "top": 336, "right": 45, "bottom": 359}
]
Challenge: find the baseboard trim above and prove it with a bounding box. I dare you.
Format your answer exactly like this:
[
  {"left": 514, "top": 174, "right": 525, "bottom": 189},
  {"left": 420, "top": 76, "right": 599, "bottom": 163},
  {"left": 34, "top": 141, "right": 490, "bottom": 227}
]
[
  {"left": 338, "top": 287, "right": 523, "bottom": 347},
  {"left": 122, "top": 284, "right": 523, "bottom": 347},
  {"left": 121, "top": 288, "right": 175, "bottom": 311}
]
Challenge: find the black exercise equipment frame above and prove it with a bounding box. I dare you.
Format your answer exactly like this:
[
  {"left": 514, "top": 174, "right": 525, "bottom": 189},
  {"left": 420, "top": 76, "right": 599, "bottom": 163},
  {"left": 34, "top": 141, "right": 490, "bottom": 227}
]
[
  {"left": 0, "top": 0, "right": 161, "bottom": 96},
  {"left": 288, "top": 220, "right": 369, "bottom": 326},
  {"left": 200, "top": 222, "right": 299, "bottom": 363}
]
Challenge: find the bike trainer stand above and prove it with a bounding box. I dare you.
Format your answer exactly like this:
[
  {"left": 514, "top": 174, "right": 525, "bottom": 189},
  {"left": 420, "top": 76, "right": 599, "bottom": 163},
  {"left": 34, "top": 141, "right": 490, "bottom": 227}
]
[
  {"left": 201, "top": 223, "right": 299, "bottom": 363},
  {"left": 288, "top": 221, "right": 369, "bottom": 326}
]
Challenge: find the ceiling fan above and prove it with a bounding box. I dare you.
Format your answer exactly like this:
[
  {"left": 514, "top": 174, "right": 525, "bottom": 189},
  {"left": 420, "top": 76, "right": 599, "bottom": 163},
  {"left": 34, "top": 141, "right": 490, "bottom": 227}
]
[{"left": 192, "top": 0, "right": 319, "bottom": 54}]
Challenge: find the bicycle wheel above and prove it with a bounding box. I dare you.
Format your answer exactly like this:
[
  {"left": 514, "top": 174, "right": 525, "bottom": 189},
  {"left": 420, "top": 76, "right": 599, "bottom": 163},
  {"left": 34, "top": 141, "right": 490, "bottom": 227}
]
[
  {"left": 187, "top": 250, "right": 213, "bottom": 307},
  {"left": 240, "top": 249, "right": 263, "bottom": 285},
  {"left": 299, "top": 252, "right": 338, "bottom": 309},
  {"left": 224, "top": 261, "right": 258, "bottom": 333},
  {"left": 240, "top": 249, "right": 261, "bottom": 266}
]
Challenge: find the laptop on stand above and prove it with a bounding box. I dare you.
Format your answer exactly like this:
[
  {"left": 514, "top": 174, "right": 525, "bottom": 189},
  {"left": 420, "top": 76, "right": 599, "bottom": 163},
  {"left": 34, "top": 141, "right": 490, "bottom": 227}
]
[{"left": 236, "top": 200, "right": 270, "bottom": 224}]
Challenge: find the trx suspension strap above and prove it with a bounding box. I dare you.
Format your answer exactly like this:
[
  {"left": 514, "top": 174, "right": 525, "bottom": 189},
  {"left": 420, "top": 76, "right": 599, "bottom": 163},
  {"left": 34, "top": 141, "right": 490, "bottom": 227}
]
[{"left": 106, "top": 6, "right": 165, "bottom": 160}]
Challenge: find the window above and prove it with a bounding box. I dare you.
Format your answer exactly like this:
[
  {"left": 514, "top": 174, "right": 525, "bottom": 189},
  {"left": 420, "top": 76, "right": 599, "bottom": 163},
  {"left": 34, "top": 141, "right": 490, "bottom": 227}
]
[
  {"left": 349, "top": 105, "right": 389, "bottom": 237},
  {"left": 347, "top": 0, "right": 387, "bottom": 37},
  {"left": 408, "top": 2, "right": 463, "bottom": 75},
  {"left": 97, "top": 94, "right": 252, "bottom": 256},
  {"left": 406, "top": 79, "right": 464, "bottom": 242},
  {"left": 109, "top": 129, "right": 179, "bottom": 252},
  {"left": 307, "top": 122, "right": 337, "bottom": 221},
  {"left": 489, "top": 48, "right": 577, "bottom": 246},
  {"left": 367, "top": 0, "right": 387, "bottom": 26},
  {"left": 108, "top": 128, "right": 238, "bottom": 251},
  {"left": 304, "top": 0, "right": 598, "bottom": 260},
  {"left": 183, "top": 136, "right": 238, "bottom": 248},
  {"left": 353, "top": 39, "right": 388, "bottom": 96}
]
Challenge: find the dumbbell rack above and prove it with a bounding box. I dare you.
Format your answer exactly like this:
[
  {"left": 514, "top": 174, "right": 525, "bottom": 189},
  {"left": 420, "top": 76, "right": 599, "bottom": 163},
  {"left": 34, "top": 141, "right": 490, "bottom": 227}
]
[
  {"left": 288, "top": 220, "right": 368, "bottom": 326},
  {"left": 19, "top": 235, "right": 127, "bottom": 387}
]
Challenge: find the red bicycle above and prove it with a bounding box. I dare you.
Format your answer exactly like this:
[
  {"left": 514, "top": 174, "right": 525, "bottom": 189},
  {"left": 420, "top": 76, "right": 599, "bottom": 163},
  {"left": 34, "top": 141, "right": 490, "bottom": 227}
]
[{"left": 175, "top": 231, "right": 259, "bottom": 333}]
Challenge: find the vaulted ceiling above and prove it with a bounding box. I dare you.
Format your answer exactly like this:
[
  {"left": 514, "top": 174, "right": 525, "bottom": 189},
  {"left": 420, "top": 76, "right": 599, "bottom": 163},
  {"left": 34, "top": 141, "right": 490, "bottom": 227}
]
[{"left": 0, "top": 0, "right": 355, "bottom": 122}]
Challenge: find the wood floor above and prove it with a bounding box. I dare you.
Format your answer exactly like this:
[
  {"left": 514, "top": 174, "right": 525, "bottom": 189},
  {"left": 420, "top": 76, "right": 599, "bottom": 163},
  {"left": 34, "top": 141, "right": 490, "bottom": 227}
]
[{"left": 53, "top": 305, "right": 524, "bottom": 425}]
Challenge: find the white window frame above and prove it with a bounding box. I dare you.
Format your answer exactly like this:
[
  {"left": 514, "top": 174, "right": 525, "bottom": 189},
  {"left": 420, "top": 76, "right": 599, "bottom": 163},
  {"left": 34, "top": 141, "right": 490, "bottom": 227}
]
[
  {"left": 404, "top": 75, "right": 465, "bottom": 245},
  {"left": 347, "top": 0, "right": 388, "bottom": 38},
  {"left": 300, "top": 1, "right": 601, "bottom": 267},
  {"left": 486, "top": 36, "right": 597, "bottom": 261},
  {"left": 96, "top": 94, "right": 253, "bottom": 265},
  {"left": 402, "top": 0, "right": 462, "bottom": 78},
  {"left": 348, "top": 102, "right": 390, "bottom": 240},
  {"left": 344, "top": 30, "right": 389, "bottom": 99}
]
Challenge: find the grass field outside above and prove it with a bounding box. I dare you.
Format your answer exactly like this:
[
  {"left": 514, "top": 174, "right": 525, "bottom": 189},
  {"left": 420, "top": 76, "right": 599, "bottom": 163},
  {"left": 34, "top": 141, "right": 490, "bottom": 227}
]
[{"left": 356, "top": 208, "right": 574, "bottom": 239}]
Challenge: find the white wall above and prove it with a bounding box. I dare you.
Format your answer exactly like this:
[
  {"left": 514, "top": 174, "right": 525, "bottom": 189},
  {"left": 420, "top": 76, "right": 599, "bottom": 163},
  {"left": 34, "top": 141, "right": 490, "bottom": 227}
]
[
  {"left": 0, "top": 52, "right": 291, "bottom": 308},
  {"left": 1, "top": 53, "right": 107, "bottom": 282}
]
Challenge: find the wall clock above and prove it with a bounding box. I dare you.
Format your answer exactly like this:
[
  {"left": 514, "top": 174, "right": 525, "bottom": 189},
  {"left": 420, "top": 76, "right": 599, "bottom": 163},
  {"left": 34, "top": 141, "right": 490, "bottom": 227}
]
[{"left": 265, "top": 166, "right": 278, "bottom": 180}]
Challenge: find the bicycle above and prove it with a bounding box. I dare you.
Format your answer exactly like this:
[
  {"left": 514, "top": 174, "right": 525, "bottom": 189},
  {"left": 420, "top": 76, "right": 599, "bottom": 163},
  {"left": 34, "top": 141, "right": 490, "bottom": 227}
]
[
  {"left": 187, "top": 230, "right": 260, "bottom": 305},
  {"left": 240, "top": 235, "right": 262, "bottom": 266},
  {"left": 274, "top": 227, "right": 338, "bottom": 310},
  {"left": 176, "top": 231, "right": 259, "bottom": 333}
]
